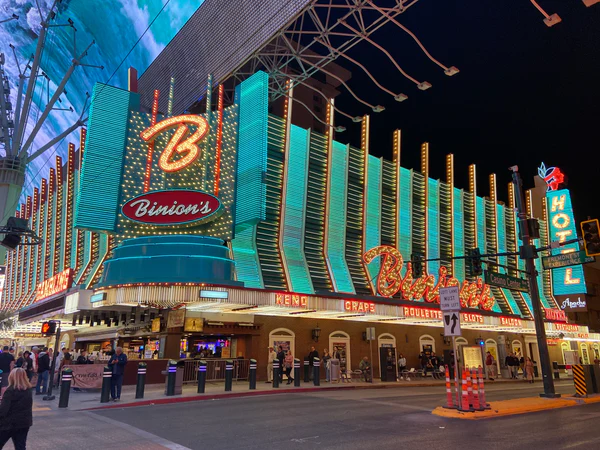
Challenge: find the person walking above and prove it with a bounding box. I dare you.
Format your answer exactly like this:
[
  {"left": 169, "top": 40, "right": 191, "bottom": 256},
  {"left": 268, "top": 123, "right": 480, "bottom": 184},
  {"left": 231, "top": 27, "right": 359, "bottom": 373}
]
[
  {"left": 108, "top": 347, "right": 128, "bottom": 401},
  {"left": 34, "top": 347, "right": 50, "bottom": 395},
  {"left": 0, "top": 368, "right": 33, "bottom": 450},
  {"left": 322, "top": 349, "right": 331, "bottom": 382},
  {"left": 284, "top": 351, "right": 294, "bottom": 384},
  {"left": 276, "top": 346, "right": 286, "bottom": 383},
  {"left": 15, "top": 352, "right": 33, "bottom": 382},
  {"left": 525, "top": 357, "right": 535, "bottom": 383},
  {"left": 485, "top": 351, "right": 496, "bottom": 381},
  {"left": 420, "top": 352, "right": 429, "bottom": 377},
  {"left": 0, "top": 346, "right": 15, "bottom": 388},
  {"left": 359, "top": 356, "right": 372, "bottom": 382},
  {"left": 266, "top": 347, "right": 277, "bottom": 383}
]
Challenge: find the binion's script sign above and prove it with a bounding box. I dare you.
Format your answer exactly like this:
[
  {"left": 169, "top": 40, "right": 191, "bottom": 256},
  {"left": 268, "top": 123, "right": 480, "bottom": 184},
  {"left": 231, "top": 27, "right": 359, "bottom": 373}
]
[{"left": 363, "top": 246, "right": 496, "bottom": 311}]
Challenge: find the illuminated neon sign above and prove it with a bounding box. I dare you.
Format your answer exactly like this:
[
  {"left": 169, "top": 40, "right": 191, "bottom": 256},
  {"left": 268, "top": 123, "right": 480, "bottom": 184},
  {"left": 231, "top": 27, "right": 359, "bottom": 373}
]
[
  {"left": 122, "top": 189, "right": 221, "bottom": 225},
  {"left": 140, "top": 115, "right": 209, "bottom": 173},
  {"left": 35, "top": 268, "right": 74, "bottom": 302},
  {"left": 363, "top": 246, "right": 495, "bottom": 311},
  {"left": 344, "top": 300, "right": 375, "bottom": 313},
  {"left": 275, "top": 293, "right": 308, "bottom": 308},
  {"left": 538, "top": 162, "right": 565, "bottom": 192},
  {"left": 546, "top": 189, "right": 586, "bottom": 296}
]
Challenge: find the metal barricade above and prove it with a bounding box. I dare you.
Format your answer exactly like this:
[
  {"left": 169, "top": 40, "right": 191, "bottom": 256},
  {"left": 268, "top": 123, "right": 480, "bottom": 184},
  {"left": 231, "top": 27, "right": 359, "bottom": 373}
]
[{"left": 182, "top": 359, "right": 250, "bottom": 383}]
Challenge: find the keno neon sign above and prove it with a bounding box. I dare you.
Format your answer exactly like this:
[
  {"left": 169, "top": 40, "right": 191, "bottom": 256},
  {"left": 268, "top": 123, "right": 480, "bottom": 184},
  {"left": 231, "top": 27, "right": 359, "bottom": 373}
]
[{"left": 363, "top": 246, "right": 495, "bottom": 311}]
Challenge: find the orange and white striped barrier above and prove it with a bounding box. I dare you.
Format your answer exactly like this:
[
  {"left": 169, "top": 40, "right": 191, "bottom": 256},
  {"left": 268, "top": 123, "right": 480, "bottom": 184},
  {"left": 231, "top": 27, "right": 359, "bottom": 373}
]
[
  {"left": 460, "top": 368, "right": 470, "bottom": 411},
  {"left": 478, "top": 365, "right": 488, "bottom": 409},
  {"left": 466, "top": 366, "right": 474, "bottom": 408},
  {"left": 471, "top": 367, "right": 480, "bottom": 410},
  {"left": 444, "top": 365, "right": 454, "bottom": 408}
]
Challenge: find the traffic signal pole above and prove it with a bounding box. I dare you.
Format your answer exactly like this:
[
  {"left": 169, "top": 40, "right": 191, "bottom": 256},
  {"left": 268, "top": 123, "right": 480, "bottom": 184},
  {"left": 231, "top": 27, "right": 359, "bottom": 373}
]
[
  {"left": 510, "top": 166, "right": 559, "bottom": 398},
  {"left": 43, "top": 321, "right": 61, "bottom": 401}
]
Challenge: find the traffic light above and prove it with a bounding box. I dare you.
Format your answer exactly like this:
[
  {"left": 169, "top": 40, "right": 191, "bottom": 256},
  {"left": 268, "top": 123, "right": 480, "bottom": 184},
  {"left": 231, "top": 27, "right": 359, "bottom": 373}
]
[
  {"left": 411, "top": 254, "right": 423, "bottom": 278},
  {"left": 41, "top": 321, "right": 57, "bottom": 336},
  {"left": 470, "top": 248, "right": 483, "bottom": 276},
  {"left": 581, "top": 219, "right": 600, "bottom": 257}
]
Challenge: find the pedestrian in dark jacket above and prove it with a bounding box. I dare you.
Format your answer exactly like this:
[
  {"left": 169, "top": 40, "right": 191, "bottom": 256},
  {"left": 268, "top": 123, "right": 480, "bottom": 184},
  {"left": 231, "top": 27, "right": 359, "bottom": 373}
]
[
  {"left": 0, "top": 368, "right": 33, "bottom": 450},
  {"left": 35, "top": 347, "right": 50, "bottom": 395},
  {"left": 108, "top": 347, "right": 128, "bottom": 401},
  {"left": 15, "top": 352, "right": 34, "bottom": 381},
  {"left": 276, "top": 346, "right": 285, "bottom": 383}
]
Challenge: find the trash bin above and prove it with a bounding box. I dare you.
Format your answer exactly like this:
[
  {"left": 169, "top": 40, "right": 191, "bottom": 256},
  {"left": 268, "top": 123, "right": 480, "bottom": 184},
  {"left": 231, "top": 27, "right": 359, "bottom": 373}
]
[{"left": 330, "top": 359, "right": 340, "bottom": 382}]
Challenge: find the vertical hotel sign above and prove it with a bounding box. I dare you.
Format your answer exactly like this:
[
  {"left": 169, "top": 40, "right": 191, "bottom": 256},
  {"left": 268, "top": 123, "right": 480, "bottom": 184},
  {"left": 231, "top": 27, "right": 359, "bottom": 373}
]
[{"left": 546, "top": 188, "right": 586, "bottom": 296}]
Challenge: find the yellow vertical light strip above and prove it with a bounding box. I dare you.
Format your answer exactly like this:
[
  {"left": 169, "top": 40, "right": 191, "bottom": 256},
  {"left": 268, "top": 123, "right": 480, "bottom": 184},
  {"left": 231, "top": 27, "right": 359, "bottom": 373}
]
[
  {"left": 361, "top": 115, "right": 374, "bottom": 292},
  {"left": 469, "top": 164, "right": 477, "bottom": 248},
  {"left": 393, "top": 129, "right": 401, "bottom": 249},
  {"left": 421, "top": 142, "right": 429, "bottom": 262},
  {"left": 278, "top": 79, "right": 293, "bottom": 291},
  {"left": 446, "top": 154, "right": 454, "bottom": 275},
  {"left": 526, "top": 189, "right": 533, "bottom": 217},
  {"left": 323, "top": 98, "right": 337, "bottom": 290},
  {"left": 490, "top": 173, "right": 498, "bottom": 268}
]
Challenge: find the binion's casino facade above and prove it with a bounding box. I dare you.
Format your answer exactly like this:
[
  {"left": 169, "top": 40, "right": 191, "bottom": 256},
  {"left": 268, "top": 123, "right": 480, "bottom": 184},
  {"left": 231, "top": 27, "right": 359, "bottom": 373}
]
[{"left": 3, "top": 71, "right": 597, "bottom": 376}]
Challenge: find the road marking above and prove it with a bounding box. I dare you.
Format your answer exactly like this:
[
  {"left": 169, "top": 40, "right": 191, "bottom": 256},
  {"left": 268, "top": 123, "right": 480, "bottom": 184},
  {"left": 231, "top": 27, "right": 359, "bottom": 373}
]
[
  {"left": 353, "top": 398, "right": 433, "bottom": 412},
  {"left": 563, "top": 438, "right": 600, "bottom": 449},
  {"left": 84, "top": 411, "right": 191, "bottom": 450},
  {"left": 291, "top": 436, "right": 320, "bottom": 443}
]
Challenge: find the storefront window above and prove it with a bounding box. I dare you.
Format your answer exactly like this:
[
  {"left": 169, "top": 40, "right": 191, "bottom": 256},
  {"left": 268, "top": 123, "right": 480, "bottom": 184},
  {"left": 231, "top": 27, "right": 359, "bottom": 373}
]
[
  {"left": 269, "top": 328, "right": 295, "bottom": 359},
  {"left": 581, "top": 344, "right": 590, "bottom": 364},
  {"left": 593, "top": 344, "right": 600, "bottom": 362},
  {"left": 485, "top": 339, "right": 500, "bottom": 372},
  {"left": 512, "top": 340, "right": 523, "bottom": 359},
  {"left": 419, "top": 335, "right": 436, "bottom": 356}
]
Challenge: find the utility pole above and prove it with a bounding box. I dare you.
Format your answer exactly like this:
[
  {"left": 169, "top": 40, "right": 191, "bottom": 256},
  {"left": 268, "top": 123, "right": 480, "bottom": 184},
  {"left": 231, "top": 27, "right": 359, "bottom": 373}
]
[{"left": 510, "top": 165, "right": 559, "bottom": 398}]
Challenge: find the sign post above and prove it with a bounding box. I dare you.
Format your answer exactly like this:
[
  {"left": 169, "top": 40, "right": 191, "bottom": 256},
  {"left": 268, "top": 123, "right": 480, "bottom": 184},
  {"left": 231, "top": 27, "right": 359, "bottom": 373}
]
[
  {"left": 366, "top": 327, "right": 375, "bottom": 383},
  {"left": 440, "top": 286, "right": 461, "bottom": 407}
]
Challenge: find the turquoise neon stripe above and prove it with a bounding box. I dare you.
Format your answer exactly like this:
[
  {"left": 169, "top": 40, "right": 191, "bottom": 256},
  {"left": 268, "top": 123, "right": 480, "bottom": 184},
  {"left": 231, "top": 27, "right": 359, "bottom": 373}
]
[
  {"left": 281, "top": 125, "right": 314, "bottom": 294},
  {"left": 231, "top": 225, "right": 263, "bottom": 288},
  {"left": 82, "top": 234, "right": 108, "bottom": 288},
  {"left": 326, "top": 141, "right": 355, "bottom": 293},
  {"left": 365, "top": 156, "right": 382, "bottom": 285},
  {"left": 453, "top": 188, "right": 465, "bottom": 280},
  {"left": 234, "top": 71, "right": 269, "bottom": 226},
  {"left": 521, "top": 292, "right": 535, "bottom": 314},
  {"left": 397, "top": 167, "right": 412, "bottom": 263},
  {"left": 501, "top": 288, "right": 522, "bottom": 316},
  {"left": 427, "top": 179, "right": 440, "bottom": 276},
  {"left": 497, "top": 205, "right": 507, "bottom": 273}
]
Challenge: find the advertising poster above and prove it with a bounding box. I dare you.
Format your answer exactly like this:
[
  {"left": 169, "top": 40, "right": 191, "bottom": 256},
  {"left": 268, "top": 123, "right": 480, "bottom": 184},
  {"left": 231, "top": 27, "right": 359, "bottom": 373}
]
[
  {"left": 68, "top": 364, "right": 104, "bottom": 389},
  {"left": 167, "top": 309, "right": 185, "bottom": 328},
  {"left": 463, "top": 346, "right": 483, "bottom": 369},
  {"left": 184, "top": 317, "right": 203, "bottom": 332}
]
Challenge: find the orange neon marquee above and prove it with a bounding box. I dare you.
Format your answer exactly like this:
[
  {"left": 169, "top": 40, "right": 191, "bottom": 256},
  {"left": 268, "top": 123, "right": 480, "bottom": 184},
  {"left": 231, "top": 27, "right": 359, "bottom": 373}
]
[{"left": 35, "top": 268, "right": 74, "bottom": 302}]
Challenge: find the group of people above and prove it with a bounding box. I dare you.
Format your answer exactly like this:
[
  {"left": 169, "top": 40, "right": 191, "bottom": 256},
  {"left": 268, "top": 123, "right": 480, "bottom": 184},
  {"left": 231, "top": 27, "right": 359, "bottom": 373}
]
[
  {"left": 418, "top": 351, "right": 445, "bottom": 378},
  {"left": 504, "top": 353, "right": 536, "bottom": 382}
]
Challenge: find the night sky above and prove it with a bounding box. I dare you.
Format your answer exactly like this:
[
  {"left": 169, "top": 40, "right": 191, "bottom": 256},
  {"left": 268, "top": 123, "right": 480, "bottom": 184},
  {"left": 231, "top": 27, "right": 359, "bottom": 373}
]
[{"left": 332, "top": 0, "right": 600, "bottom": 221}]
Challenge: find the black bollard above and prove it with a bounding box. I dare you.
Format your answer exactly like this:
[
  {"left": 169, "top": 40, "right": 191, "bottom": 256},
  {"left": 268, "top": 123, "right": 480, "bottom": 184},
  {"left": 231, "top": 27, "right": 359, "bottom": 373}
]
[
  {"left": 225, "top": 360, "right": 234, "bottom": 392},
  {"left": 313, "top": 357, "right": 320, "bottom": 386},
  {"left": 197, "top": 360, "right": 207, "bottom": 393},
  {"left": 58, "top": 368, "right": 73, "bottom": 408},
  {"left": 100, "top": 366, "right": 112, "bottom": 403},
  {"left": 249, "top": 359, "right": 257, "bottom": 390},
  {"left": 136, "top": 362, "right": 147, "bottom": 399},
  {"left": 303, "top": 357, "right": 310, "bottom": 382},
  {"left": 166, "top": 360, "right": 177, "bottom": 396},
  {"left": 272, "top": 359, "right": 280, "bottom": 388},
  {"left": 294, "top": 358, "right": 301, "bottom": 387}
]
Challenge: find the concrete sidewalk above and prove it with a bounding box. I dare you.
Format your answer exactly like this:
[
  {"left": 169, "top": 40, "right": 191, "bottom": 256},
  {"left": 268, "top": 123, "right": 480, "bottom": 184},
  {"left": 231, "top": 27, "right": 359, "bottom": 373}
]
[{"left": 36, "top": 375, "right": 560, "bottom": 411}]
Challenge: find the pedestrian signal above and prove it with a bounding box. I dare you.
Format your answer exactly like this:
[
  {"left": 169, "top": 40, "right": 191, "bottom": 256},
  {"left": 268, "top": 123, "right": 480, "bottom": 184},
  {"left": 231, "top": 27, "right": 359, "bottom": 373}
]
[
  {"left": 41, "top": 321, "right": 57, "bottom": 336},
  {"left": 581, "top": 219, "right": 600, "bottom": 257}
]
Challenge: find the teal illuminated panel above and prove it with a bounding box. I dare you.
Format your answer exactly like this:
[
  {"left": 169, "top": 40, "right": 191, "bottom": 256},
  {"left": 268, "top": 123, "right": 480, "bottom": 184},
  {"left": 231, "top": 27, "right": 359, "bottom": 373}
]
[
  {"left": 547, "top": 189, "right": 587, "bottom": 296},
  {"left": 476, "top": 196, "right": 486, "bottom": 253},
  {"left": 231, "top": 225, "right": 263, "bottom": 288},
  {"left": 75, "top": 83, "right": 134, "bottom": 232},
  {"left": 427, "top": 179, "right": 440, "bottom": 276},
  {"left": 234, "top": 71, "right": 268, "bottom": 225},
  {"left": 281, "top": 125, "right": 314, "bottom": 294},
  {"left": 397, "top": 167, "right": 412, "bottom": 262},
  {"left": 521, "top": 292, "right": 535, "bottom": 313},
  {"left": 501, "top": 289, "right": 522, "bottom": 316},
  {"left": 453, "top": 188, "right": 465, "bottom": 280},
  {"left": 365, "top": 156, "right": 382, "bottom": 284},
  {"left": 326, "top": 141, "right": 355, "bottom": 293}
]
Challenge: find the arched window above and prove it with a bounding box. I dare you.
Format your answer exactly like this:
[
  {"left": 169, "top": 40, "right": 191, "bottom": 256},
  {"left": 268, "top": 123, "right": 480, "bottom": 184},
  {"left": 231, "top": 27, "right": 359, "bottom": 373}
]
[
  {"left": 511, "top": 340, "right": 523, "bottom": 358},
  {"left": 485, "top": 339, "right": 500, "bottom": 373},
  {"left": 455, "top": 337, "right": 468, "bottom": 346},
  {"left": 581, "top": 343, "right": 590, "bottom": 364},
  {"left": 561, "top": 342, "right": 570, "bottom": 365},
  {"left": 419, "top": 334, "right": 436, "bottom": 355},
  {"left": 593, "top": 344, "right": 600, "bottom": 361},
  {"left": 377, "top": 333, "right": 397, "bottom": 378},
  {"left": 269, "top": 328, "right": 295, "bottom": 358},
  {"left": 330, "top": 331, "right": 351, "bottom": 372}
]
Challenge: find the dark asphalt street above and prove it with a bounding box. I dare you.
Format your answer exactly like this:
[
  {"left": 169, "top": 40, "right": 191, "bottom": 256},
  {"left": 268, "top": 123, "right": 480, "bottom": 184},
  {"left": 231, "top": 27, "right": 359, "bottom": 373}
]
[{"left": 79, "top": 381, "right": 600, "bottom": 450}]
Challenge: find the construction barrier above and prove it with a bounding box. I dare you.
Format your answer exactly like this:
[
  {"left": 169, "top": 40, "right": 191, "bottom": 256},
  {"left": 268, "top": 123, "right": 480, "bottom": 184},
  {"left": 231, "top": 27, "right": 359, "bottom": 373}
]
[
  {"left": 466, "top": 367, "right": 474, "bottom": 408},
  {"left": 471, "top": 368, "right": 480, "bottom": 410},
  {"left": 478, "top": 366, "right": 488, "bottom": 409},
  {"left": 460, "top": 369, "right": 471, "bottom": 411},
  {"left": 444, "top": 365, "right": 454, "bottom": 409}
]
